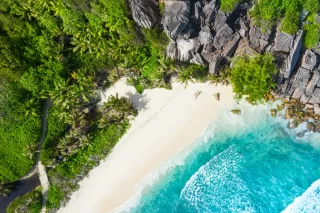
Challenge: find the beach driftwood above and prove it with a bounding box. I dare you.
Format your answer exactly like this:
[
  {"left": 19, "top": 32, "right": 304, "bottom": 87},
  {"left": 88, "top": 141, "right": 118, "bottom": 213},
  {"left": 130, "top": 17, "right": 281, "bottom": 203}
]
[
  {"left": 213, "top": 93, "right": 220, "bottom": 101},
  {"left": 194, "top": 91, "right": 202, "bottom": 99}
]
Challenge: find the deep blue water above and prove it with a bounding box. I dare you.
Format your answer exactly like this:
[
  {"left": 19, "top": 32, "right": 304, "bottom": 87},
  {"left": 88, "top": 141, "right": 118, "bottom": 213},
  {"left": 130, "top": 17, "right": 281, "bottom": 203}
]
[{"left": 119, "top": 103, "right": 320, "bottom": 213}]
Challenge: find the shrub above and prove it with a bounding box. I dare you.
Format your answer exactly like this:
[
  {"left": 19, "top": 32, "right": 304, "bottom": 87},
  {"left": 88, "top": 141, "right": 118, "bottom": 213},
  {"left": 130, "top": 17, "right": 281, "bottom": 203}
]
[
  {"left": 7, "top": 187, "right": 42, "bottom": 213},
  {"left": 303, "top": 0, "right": 320, "bottom": 14},
  {"left": 280, "top": 2, "right": 300, "bottom": 35},
  {"left": 47, "top": 185, "right": 64, "bottom": 209},
  {"left": 159, "top": 2, "right": 165, "bottom": 15},
  {"left": 40, "top": 109, "right": 69, "bottom": 166},
  {"left": 230, "top": 54, "right": 277, "bottom": 103},
  {"left": 0, "top": 115, "right": 41, "bottom": 183},
  {"left": 304, "top": 24, "right": 320, "bottom": 48},
  {"left": 220, "top": 0, "right": 239, "bottom": 13}
]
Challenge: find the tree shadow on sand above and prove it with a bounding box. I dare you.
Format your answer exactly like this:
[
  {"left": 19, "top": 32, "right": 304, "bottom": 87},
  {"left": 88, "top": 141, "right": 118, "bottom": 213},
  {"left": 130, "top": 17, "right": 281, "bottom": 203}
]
[{"left": 126, "top": 91, "right": 149, "bottom": 112}]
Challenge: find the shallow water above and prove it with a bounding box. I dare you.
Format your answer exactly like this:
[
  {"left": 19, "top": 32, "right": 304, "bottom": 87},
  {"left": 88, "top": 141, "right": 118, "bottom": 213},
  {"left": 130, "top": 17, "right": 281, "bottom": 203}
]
[{"left": 118, "top": 102, "right": 320, "bottom": 213}]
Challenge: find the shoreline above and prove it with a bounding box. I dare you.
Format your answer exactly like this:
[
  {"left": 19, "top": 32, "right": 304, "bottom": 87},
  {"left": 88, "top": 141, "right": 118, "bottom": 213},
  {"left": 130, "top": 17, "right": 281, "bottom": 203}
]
[{"left": 58, "top": 78, "right": 237, "bottom": 213}]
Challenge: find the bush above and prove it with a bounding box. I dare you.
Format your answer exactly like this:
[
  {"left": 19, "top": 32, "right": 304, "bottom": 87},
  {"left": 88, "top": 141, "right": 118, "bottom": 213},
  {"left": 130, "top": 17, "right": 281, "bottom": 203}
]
[
  {"left": 7, "top": 187, "right": 42, "bottom": 213},
  {"left": 250, "top": 0, "right": 284, "bottom": 29},
  {"left": 220, "top": 0, "right": 239, "bottom": 13},
  {"left": 0, "top": 115, "right": 41, "bottom": 183},
  {"left": 47, "top": 185, "right": 64, "bottom": 209},
  {"left": 303, "top": 0, "right": 320, "bottom": 14},
  {"left": 159, "top": 2, "right": 165, "bottom": 15},
  {"left": 304, "top": 24, "right": 320, "bottom": 48},
  {"left": 280, "top": 2, "right": 300, "bottom": 35},
  {"left": 40, "top": 109, "right": 69, "bottom": 166},
  {"left": 230, "top": 54, "right": 277, "bottom": 103}
]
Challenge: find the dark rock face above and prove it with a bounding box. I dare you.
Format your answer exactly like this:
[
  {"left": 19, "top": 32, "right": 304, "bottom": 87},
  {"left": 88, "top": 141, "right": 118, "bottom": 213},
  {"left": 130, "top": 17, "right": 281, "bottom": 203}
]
[
  {"left": 274, "top": 31, "right": 293, "bottom": 52},
  {"left": 301, "top": 50, "right": 319, "bottom": 71},
  {"left": 309, "top": 88, "right": 320, "bottom": 104},
  {"left": 282, "top": 31, "right": 303, "bottom": 78},
  {"left": 157, "top": 0, "right": 320, "bottom": 105},
  {"left": 221, "top": 32, "right": 240, "bottom": 57},
  {"left": 162, "top": 0, "right": 191, "bottom": 40},
  {"left": 249, "top": 25, "right": 271, "bottom": 51},
  {"left": 199, "top": 26, "right": 214, "bottom": 45},
  {"left": 129, "top": 0, "right": 159, "bottom": 29},
  {"left": 190, "top": 53, "right": 207, "bottom": 65},
  {"left": 213, "top": 24, "right": 233, "bottom": 49},
  {"left": 209, "top": 55, "right": 222, "bottom": 74},
  {"left": 202, "top": 0, "right": 217, "bottom": 25},
  {"left": 235, "top": 38, "right": 257, "bottom": 57},
  {"left": 212, "top": 10, "right": 227, "bottom": 32}
]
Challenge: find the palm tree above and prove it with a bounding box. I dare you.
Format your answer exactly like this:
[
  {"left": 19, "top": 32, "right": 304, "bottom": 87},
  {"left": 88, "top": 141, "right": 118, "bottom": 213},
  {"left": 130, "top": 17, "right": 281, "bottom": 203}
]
[{"left": 177, "top": 66, "right": 194, "bottom": 87}]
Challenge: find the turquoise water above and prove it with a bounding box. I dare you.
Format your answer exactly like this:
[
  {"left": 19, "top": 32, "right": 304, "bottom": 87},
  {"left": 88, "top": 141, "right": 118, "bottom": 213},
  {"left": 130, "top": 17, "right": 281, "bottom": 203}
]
[{"left": 119, "top": 103, "right": 320, "bottom": 213}]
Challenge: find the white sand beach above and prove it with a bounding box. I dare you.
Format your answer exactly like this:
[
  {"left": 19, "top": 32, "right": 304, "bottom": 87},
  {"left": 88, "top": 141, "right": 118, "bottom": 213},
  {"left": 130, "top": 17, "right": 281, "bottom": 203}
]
[{"left": 58, "top": 78, "right": 237, "bottom": 213}]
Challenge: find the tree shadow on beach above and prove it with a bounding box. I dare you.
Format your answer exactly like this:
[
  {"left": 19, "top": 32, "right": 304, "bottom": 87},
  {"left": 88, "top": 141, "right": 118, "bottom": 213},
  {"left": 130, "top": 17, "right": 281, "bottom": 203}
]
[{"left": 126, "top": 91, "right": 149, "bottom": 112}]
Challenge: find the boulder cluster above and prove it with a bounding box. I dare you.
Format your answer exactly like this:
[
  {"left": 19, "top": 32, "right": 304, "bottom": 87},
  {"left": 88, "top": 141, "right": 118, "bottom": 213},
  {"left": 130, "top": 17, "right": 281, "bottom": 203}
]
[{"left": 129, "top": 0, "right": 320, "bottom": 110}]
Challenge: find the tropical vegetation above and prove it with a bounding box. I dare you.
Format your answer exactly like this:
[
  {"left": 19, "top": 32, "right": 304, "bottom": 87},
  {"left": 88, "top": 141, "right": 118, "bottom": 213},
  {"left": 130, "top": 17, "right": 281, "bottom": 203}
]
[
  {"left": 7, "top": 187, "right": 42, "bottom": 213},
  {"left": 250, "top": 0, "right": 320, "bottom": 45},
  {"left": 230, "top": 54, "right": 278, "bottom": 103}
]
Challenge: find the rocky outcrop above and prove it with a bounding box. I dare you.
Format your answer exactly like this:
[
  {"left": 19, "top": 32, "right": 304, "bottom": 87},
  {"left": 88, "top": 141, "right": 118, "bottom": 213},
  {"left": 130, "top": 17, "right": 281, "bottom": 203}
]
[
  {"left": 249, "top": 25, "right": 271, "bottom": 51},
  {"left": 301, "top": 50, "right": 319, "bottom": 71},
  {"left": 274, "top": 31, "right": 293, "bottom": 52},
  {"left": 213, "top": 24, "right": 233, "bottom": 49},
  {"left": 199, "top": 26, "right": 214, "bottom": 45},
  {"left": 167, "top": 38, "right": 199, "bottom": 62},
  {"left": 159, "top": 0, "right": 320, "bottom": 106},
  {"left": 129, "top": 0, "right": 159, "bottom": 29},
  {"left": 209, "top": 55, "right": 222, "bottom": 74},
  {"left": 162, "top": 0, "right": 191, "bottom": 40},
  {"left": 282, "top": 30, "right": 303, "bottom": 78},
  {"left": 235, "top": 38, "right": 257, "bottom": 57}
]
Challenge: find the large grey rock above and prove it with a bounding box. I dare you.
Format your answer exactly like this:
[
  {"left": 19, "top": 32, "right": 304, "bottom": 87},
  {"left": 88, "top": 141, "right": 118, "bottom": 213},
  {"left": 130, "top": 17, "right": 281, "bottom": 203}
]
[
  {"left": 314, "top": 104, "right": 320, "bottom": 114},
  {"left": 212, "top": 10, "right": 227, "bottom": 32},
  {"left": 301, "top": 50, "right": 318, "bottom": 71},
  {"left": 213, "top": 23, "right": 233, "bottom": 49},
  {"left": 300, "top": 94, "right": 311, "bottom": 104},
  {"left": 292, "top": 88, "right": 304, "bottom": 99},
  {"left": 190, "top": 53, "right": 207, "bottom": 65},
  {"left": 292, "top": 67, "right": 310, "bottom": 90},
  {"left": 129, "top": 0, "right": 159, "bottom": 29},
  {"left": 209, "top": 55, "right": 222, "bottom": 74},
  {"left": 175, "top": 38, "right": 199, "bottom": 61},
  {"left": 202, "top": 0, "right": 217, "bottom": 25},
  {"left": 190, "top": 1, "right": 203, "bottom": 25},
  {"left": 308, "top": 88, "right": 320, "bottom": 104},
  {"left": 238, "top": 17, "right": 249, "bottom": 37},
  {"left": 162, "top": 0, "right": 190, "bottom": 40},
  {"left": 274, "top": 31, "right": 293, "bottom": 52},
  {"left": 199, "top": 26, "right": 214, "bottom": 45},
  {"left": 235, "top": 38, "right": 257, "bottom": 57},
  {"left": 166, "top": 41, "right": 178, "bottom": 59},
  {"left": 222, "top": 32, "right": 241, "bottom": 57},
  {"left": 282, "top": 30, "right": 303, "bottom": 78},
  {"left": 249, "top": 25, "right": 271, "bottom": 51},
  {"left": 306, "top": 70, "right": 320, "bottom": 96}
]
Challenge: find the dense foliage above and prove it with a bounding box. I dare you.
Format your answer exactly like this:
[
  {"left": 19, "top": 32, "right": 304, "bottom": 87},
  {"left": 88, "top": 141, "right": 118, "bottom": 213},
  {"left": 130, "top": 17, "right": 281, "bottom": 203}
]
[
  {"left": 250, "top": 0, "right": 320, "bottom": 42},
  {"left": 220, "top": 0, "right": 240, "bottom": 13},
  {"left": 0, "top": 0, "right": 168, "bottom": 185},
  {"left": 230, "top": 54, "right": 277, "bottom": 103},
  {"left": 46, "top": 95, "right": 136, "bottom": 212},
  {"left": 304, "top": 14, "right": 320, "bottom": 48},
  {"left": 7, "top": 187, "right": 42, "bottom": 213},
  {"left": 0, "top": 81, "right": 41, "bottom": 182}
]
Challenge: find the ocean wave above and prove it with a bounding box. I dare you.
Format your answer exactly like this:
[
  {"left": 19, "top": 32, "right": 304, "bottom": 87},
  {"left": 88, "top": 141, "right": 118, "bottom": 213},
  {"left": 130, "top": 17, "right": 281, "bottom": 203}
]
[
  {"left": 114, "top": 101, "right": 320, "bottom": 213},
  {"left": 179, "top": 145, "right": 257, "bottom": 213},
  {"left": 282, "top": 179, "right": 320, "bottom": 213}
]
